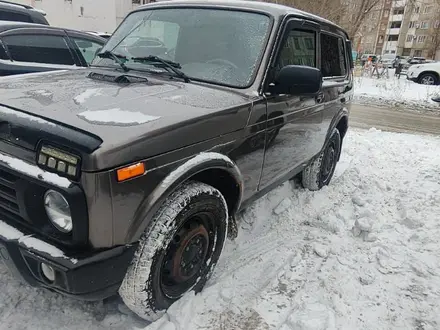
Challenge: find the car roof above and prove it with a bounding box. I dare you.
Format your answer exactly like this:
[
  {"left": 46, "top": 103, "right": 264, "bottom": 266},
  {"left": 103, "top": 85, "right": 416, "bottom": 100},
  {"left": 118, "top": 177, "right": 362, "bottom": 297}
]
[
  {"left": 0, "top": 21, "right": 107, "bottom": 41},
  {"left": 0, "top": 20, "right": 57, "bottom": 32},
  {"left": 135, "top": 0, "right": 347, "bottom": 37},
  {"left": 0, "top": 1, "right": 49, "bottom": 23}
]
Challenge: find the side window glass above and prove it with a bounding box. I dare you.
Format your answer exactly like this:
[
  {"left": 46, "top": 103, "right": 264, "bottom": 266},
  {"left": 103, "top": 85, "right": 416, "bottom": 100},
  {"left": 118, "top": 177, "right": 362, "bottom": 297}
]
[
  {"left": 321, "top": 33, "right": 347, "bottom": 77},
  {"left": 0, "top": 10, "right": 31, "bottom": 23},
  {"left": 71, "top": 37, "right": 103, "bottom": 65},
  {"left": 0, "top": 40, "right": 8, "bottom": 60},
  {"left": 2, "top": 34, "right": 75, "bottom": 65},
  {"left": 275, "top": 29, "right": 316, "bottom": 73}
]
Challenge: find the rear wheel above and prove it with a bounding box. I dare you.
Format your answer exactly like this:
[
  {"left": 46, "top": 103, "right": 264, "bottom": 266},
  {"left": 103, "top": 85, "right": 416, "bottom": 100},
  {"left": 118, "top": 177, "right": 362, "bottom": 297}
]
[
  {"left": 419, "top": 73, "right": 438, "bottom": 85},
  {"left": 119, "top": 181, "right": 228, "bottom": 321},
  {"left": 302, "top": 128, "right": 341, "bottom": 191}
]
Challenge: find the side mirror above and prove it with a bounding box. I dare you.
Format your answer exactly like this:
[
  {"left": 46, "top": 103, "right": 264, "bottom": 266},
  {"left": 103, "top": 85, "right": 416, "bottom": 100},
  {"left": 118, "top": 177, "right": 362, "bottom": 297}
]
[{"left": 268, "top": 65, "right": 322, "bottom": 95}]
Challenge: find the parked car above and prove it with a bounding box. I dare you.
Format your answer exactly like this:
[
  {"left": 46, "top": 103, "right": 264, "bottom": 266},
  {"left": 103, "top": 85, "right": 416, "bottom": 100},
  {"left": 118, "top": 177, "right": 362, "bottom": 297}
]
[
  {"left": 407, "top": 61, "right": 440, "bottom": 85},
  {"left": 0, "top": 0, "right": 48, "bottom": 25},
  {"left": 0, "top": 0, "right": 352, "bottom": 322},
  {"left": 380, "top": 54, "right": 401, "bottom": 68},
  {"left": 360, "top": 53, "right": 377, "bottom": 66},
  {"left": 0, "top": 21, "right": 106, "bottom": 76}
]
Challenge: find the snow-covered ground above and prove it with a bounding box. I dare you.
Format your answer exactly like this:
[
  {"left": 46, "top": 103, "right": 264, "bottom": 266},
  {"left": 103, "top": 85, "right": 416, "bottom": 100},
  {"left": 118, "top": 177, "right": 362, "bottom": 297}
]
[
  {"left": 354, "top": 71, "right": 440, "bottom": 112},
  {"left": 2, "top": 128, "right": 440, "bottom": 330}
]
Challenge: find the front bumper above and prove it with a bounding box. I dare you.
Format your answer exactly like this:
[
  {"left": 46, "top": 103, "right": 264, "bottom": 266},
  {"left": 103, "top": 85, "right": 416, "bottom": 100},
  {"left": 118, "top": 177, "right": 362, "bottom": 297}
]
[
  {"left": 0, "top": 220, "right": 136, "bottom": 300},
  {"left": 406, "top": 70, "right": 420, "bottom": 82}
]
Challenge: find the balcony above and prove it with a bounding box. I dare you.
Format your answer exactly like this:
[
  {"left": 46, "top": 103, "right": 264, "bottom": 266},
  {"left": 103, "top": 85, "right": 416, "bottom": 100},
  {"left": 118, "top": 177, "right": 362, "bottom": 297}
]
[
  {"left": 384, "top": 41, "right": 399, "bottom": 51},
  {"left": 389, "top": 28, "right": 401, "bottom": 34},
  {"left": 391, "top": 14, "right": 404, "bottom": 21}
]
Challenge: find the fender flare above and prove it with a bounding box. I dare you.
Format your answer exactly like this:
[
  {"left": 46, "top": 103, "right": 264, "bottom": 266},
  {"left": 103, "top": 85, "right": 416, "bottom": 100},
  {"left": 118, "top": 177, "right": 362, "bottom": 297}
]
[{"left": 125, "top": 152, "right": 243, "bottom": 243}]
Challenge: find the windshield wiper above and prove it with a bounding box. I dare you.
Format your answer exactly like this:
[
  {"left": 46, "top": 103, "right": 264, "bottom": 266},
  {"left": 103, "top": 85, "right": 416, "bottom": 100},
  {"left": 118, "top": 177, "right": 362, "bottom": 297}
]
[
  {"left": 132, "top": 55, "right": 190, "bottom": 83},
  {"left": 97, "top": 50, "right": 129, "bottom": 72}
]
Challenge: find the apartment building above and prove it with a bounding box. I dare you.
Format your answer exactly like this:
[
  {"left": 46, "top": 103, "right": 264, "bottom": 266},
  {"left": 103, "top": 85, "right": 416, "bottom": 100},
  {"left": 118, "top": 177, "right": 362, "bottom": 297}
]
[{"left": 377, "top": 0, "right": 440, "bottom": 58}]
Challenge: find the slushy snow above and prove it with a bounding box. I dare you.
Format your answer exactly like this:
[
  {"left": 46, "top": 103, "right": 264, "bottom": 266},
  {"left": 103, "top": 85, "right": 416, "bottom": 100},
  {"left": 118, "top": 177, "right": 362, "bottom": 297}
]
[
  {"left": 1, "top": 128, "right": 440, "bottom": 330},
  {"left": 354, "top": 73, "right": 440, "bottom": 111}
]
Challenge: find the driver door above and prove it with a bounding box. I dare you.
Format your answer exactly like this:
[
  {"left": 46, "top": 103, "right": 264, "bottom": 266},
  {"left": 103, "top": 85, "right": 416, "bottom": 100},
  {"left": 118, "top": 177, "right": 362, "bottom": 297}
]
[{"left": 258, "top": 18, "right": 325, "bottom": 190}]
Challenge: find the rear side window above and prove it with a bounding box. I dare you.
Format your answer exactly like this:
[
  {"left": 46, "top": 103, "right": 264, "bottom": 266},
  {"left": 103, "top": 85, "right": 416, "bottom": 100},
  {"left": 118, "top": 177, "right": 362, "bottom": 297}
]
[
  {"left": 2, "top": 34, "right": 75, "bottom": 65},
  {"left": 0, "top": 10, "right": 32, "bottom": 23},
  {"left": 320, "top": 33, "right": 347, "bottom": 78}
]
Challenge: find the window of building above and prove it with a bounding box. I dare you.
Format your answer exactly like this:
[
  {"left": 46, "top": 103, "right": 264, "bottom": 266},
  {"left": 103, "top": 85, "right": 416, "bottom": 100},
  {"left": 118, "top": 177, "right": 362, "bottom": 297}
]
[
  {"left": 2, "top": 34, "right": 75, "bottom": 65},
  {"left": 379, "top": 35, "right": 384, "bottom": 43},
  {"left": 393, "top": 7, "right": 404, "bottom": 15},
  {"left": 406, "top": 34, "right": 414, "bottom": 42},
  {"left": 417, "top": 35, "right": 426, "bottom": 43},
  {"left": 424, "top": 6, "right": 432, "bottom": 13},
  {"left": 409, "top": 21, "right": 417, "bottom": 28},
  {"left": 387, "top": 35, "right": 399, "bottom": 41},
  {"left": 413, "top": 7, "right": 420, "bottom": 13},
  {"left": 414, "top": 50, "right": 422, "bottom": 56},
  {"left": 320, "top": 33, "right": 347, "bottom": 77},
  {"left": 391, "top": 50, "right": 396, "bottom": 54},
  {"left": 390, "top": 21, "right": 402, "bottom": 28},
  {"left": 420, "top": 21, "right": 429, "bottom": 29},
  {"left": 435, "top": 20, "right": 440, "bottom": 28}
]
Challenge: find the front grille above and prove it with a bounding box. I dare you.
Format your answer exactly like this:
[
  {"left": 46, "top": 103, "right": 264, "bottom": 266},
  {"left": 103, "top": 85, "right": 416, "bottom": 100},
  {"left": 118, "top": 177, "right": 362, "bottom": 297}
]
[{"left": 0, "top": 168, "right": 21, "bottom": 218}]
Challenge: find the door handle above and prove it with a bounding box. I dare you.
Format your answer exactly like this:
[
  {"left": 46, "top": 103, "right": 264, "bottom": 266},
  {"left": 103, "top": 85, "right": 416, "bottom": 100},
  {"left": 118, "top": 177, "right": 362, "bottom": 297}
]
[{"left": 315, "top": 93, "right": 324, "bottom": 104}]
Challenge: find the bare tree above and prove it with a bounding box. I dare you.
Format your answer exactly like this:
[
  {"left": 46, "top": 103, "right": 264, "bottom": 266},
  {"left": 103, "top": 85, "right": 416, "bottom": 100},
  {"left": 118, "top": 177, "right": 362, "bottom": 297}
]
[
  {"left": 427, "top": 0, "right": 440, "bottom": 59},
  {"left": 266, "top": 0, "right": 384, "bottom": 40}
]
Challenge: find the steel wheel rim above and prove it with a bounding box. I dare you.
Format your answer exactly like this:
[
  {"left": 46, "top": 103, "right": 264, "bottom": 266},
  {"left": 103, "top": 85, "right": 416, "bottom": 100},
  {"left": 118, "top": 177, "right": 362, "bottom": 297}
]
[
  {"left": 321, "top": 140, "right": 337, "bottom": 184},
  {"left": 160, "top": 212, "right": 216, "bottom": 299}
]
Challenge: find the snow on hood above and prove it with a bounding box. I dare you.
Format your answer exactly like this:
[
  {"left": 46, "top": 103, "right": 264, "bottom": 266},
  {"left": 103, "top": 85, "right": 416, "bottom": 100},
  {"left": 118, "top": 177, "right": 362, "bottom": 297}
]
[
  {"left": 77, "top": 108, "right": 160, "bottom": 126},
  {"left": 0, "top": 69, "right": 252, "bottom": 169}
]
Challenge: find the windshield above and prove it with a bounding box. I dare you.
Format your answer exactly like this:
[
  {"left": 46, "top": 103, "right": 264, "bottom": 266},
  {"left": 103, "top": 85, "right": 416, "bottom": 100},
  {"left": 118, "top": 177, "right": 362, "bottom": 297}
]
[{"left": 93, "top": 8, "right": 272, "bottom": 87}]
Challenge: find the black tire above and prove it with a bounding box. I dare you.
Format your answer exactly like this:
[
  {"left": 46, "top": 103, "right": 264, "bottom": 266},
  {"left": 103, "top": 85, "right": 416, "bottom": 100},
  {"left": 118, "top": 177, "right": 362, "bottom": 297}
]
[
  {"left": 419, "top": 73, "right": 439, "bottom": 85},
  {"left": 119, "top": 181, "right": 228, "bottom": 321},
  {"left": 302, "top": 128, "right": 341, "bottom": 191}
]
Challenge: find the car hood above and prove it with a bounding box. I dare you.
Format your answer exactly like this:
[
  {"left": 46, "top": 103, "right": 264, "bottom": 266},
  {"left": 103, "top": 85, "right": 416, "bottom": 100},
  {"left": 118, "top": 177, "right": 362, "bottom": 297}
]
[
  {"left": 407, "top": 62, "right": 440, "bottom": 71},
  {"left": 0, "top": 69, "right": 253, "bottom": 170}
]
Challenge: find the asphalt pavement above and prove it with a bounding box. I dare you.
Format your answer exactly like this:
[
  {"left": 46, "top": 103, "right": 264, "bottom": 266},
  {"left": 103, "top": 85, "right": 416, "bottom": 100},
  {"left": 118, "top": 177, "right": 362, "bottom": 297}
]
[{"left": 349, "top": 103, "right": 440, "bottom": 136}]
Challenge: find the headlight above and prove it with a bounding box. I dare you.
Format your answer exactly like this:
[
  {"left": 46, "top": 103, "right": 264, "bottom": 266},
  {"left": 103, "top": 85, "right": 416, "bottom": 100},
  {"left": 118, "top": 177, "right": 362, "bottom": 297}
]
[
  {"left": 37, "top": 144, "right": 81, "bottom": 179},
  {"left": 44, "top": 190, "right": 72, "bottom": 233}
]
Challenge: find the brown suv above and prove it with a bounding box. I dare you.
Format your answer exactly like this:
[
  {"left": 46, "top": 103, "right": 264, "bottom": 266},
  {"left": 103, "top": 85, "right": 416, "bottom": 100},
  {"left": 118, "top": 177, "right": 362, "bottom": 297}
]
[{"left": 0, "top": 0, "right": 353, "bottom": 321}]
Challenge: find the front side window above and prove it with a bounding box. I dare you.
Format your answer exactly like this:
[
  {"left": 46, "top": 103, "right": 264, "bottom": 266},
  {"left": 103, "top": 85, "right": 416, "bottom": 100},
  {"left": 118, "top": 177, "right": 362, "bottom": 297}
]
[
  {"left": 94, "top": 8, "right": 271, "bottom": 87},
  {"left": 72, "top": 37, "right": 104, "bottom": 65},
  {"left": 321, "top": 33, "right": 347, "bottom": 78},
  {"left": 275, "top": 30, "right": 316, "bottom": 72},
  {"left": 2, "top": 34, "right": 75, "bottom": 65}
]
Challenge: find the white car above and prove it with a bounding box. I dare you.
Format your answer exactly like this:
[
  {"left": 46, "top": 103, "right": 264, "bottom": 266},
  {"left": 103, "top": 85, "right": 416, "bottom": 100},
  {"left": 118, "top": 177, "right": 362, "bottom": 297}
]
[{"left": 407, "top": 61, "right": 440, "bottom": 85}]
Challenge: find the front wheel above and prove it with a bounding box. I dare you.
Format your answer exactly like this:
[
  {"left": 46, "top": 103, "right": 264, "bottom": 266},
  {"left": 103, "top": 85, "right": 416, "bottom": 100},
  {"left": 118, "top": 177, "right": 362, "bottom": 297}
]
[
  {"left": 302, "top": 128, "right": 341, "bottom": 191},
  {"left": 119, "top": 181, "right": 228, "bottom": 321},
  {"left": 419, "top": 73, "right": 438, "bottom": 85}
]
